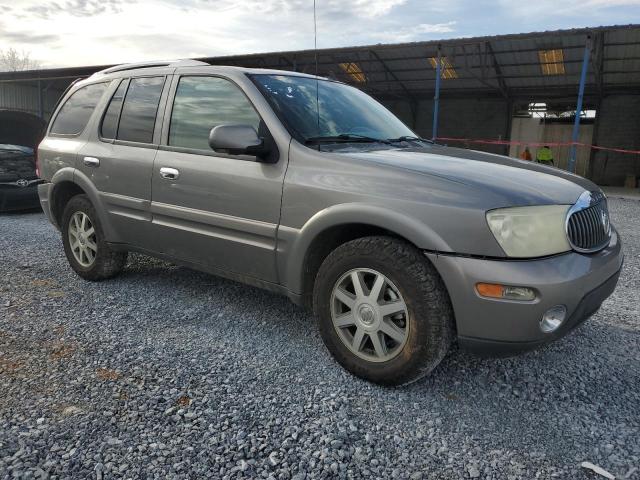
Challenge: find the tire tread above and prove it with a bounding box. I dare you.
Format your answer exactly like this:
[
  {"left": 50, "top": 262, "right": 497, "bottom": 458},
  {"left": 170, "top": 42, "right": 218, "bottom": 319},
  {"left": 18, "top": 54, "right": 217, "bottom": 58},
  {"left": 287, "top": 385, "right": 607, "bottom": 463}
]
[
  {"left": 313, "top": 236, "right": 454, "bottom": 386},
  {"left": 61, "top": 195, "right": 127, "bottom": 281}
]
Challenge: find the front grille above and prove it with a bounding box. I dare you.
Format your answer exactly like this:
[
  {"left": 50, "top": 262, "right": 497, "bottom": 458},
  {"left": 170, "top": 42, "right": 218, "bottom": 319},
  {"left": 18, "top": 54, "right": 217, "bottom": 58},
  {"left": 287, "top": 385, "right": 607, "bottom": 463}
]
[{"left": 567, "top": 194, "right": 611, "bottom": 252}]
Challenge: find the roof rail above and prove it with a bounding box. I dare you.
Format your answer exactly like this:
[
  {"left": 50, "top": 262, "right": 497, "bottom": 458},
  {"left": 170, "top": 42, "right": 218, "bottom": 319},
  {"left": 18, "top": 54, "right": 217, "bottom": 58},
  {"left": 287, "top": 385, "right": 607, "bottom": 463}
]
[{"left": 91, "top": 59, "right": 209, "bottom": 76}]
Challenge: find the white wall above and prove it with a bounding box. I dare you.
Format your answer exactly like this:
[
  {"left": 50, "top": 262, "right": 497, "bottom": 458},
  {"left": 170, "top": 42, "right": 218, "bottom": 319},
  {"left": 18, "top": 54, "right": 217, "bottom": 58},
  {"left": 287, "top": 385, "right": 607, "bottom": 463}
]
[{"left": 509, "top": 117, "right": 594, "bottom": 177}]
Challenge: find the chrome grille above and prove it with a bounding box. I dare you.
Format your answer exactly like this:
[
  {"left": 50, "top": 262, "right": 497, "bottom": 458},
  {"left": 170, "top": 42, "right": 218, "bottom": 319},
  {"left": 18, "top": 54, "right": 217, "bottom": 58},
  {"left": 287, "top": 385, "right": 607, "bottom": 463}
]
[{"left": 566, "top": 192, "right": 611, "bottom": 252}]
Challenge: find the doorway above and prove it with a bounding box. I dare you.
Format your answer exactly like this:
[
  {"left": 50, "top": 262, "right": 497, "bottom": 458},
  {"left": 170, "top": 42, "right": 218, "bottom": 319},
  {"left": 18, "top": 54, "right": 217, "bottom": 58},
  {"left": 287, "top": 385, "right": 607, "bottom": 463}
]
[{"left": 509, "top": 103, "right": 595, "bottom": 177}]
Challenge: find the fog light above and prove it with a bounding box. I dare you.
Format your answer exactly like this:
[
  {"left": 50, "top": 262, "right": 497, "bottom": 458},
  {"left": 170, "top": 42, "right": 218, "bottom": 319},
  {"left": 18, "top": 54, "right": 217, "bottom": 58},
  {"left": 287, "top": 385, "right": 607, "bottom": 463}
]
[
  {"left": 540, "top": 305, "right": 567, "bottom": 333},
  {"left": 476, "top": 283, "right": 536, "bottom": 301}
]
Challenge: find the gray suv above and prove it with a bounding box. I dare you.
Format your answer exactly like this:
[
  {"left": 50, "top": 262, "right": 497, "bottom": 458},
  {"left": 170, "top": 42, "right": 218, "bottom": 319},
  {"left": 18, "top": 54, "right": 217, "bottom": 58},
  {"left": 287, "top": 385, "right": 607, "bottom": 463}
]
[{"left": 38, "top": 60, "right": 623, "bottom": 385}]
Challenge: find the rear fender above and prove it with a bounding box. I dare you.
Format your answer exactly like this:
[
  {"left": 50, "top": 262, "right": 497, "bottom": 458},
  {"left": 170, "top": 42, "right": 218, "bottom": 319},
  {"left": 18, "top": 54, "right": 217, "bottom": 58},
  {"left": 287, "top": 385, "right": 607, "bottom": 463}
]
[{"left": 49, "top": 168, "right": 121, "bottom": 242}]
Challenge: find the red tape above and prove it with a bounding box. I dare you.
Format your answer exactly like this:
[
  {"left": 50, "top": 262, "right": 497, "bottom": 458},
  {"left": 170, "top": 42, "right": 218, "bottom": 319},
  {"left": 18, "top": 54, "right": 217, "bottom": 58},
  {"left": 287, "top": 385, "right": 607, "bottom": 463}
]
[{"left": 435, "top": 137, "right": 640, "bottom": 155}]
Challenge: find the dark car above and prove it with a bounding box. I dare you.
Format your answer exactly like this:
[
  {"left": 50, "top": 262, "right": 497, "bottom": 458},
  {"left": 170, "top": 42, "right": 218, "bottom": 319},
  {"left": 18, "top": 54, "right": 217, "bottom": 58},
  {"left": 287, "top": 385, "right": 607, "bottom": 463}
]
[{"left": 0, "top": 144, "right": 42, "bottom": 212}]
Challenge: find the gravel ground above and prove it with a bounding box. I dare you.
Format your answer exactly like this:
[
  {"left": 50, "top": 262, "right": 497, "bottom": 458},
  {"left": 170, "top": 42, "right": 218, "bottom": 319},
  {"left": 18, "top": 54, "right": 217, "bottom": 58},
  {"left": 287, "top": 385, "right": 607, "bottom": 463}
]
[{"left": 0, "top": 199, "right": 638, "bottom": 480}]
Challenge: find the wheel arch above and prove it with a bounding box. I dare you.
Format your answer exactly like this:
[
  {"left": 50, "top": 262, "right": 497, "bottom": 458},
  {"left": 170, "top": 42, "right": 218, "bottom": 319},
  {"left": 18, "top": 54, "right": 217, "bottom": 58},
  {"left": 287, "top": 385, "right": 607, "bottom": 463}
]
[
  {"left": 281, "top": 203, "right": 452, "bottom": 307},
  {"left": 49, "top": 168, "right": 119, "bottom": 242}
]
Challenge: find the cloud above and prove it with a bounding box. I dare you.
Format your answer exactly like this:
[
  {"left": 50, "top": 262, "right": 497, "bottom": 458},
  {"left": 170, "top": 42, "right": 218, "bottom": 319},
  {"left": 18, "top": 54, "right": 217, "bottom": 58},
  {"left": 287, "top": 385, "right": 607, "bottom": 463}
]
[
  {"left": 1, "top": 31, "right": 59, "bottom": 45},
  {"left": 349, "top": 0, "right": 407, "bottom": 17},
  {"left": 581, "top": 0, "right": 640, "bottom": 5},
  {"left": 311, "top": 0, "right": 407, "bottom": 22},
  {"left": 25, "top": 0, "right": 128, "bottom": 19},
  {"left": 414, "top": 22, "right": 457, "bottom": 34},
  {"left": 377, "top": 21, "right": 457, "bottom": 42},
  {"left": 0, "top": 0, "right": 418, "bottom": 68},
  {"left": 495, "top": 0, "right": 640, "bottom": 17},
  {"left": 166, "top": 0, "right": 405, "bottom": 17},
  {"left": 0, "top": 0, "right": 638, "bottom": 69}
]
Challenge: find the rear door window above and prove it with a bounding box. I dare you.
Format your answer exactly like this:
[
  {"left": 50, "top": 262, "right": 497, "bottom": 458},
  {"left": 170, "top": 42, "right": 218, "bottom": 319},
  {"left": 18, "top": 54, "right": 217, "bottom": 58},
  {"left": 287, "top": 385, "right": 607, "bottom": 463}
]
[
  {"left": 100, "top": 79, "right": 128, "bottom": 140},
  {"left": 50, "top": 82, "right": 108, "bottom": 135},
  {"left": 168, "top": 76, "right": 260, "bottom": 150},
  {"left": 116, "top": 76, "right": 165, "bottom": 144}
]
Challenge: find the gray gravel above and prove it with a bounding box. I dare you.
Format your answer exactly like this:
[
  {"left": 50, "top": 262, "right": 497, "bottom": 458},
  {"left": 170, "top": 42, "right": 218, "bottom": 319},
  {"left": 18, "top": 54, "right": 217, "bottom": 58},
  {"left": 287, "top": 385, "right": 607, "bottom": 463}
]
[{"left": 1, "top": 199, "right": 639, "bottom": 480}]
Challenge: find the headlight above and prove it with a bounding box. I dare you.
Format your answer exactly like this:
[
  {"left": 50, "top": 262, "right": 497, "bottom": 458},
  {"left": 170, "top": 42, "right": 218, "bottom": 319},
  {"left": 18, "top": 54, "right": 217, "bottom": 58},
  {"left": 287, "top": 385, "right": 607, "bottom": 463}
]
[{"left": 486, "top": 205, "right": 571, "bottom": 258}]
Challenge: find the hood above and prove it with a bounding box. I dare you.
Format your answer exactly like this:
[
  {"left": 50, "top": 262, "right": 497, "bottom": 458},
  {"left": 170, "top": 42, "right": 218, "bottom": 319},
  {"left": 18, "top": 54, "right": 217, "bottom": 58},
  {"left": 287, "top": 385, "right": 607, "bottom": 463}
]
[
  {"left": 0, "top": 145, "right": 37, "bottom": 182},
  {"left": 340, "top": 144, "right": 596, "bottom": 206}
]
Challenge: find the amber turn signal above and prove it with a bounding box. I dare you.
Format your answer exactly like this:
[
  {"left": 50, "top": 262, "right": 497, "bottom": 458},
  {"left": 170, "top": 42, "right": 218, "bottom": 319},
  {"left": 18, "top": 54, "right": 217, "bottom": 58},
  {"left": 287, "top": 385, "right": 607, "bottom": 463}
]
[
  {"left": 475, "top": 283, "right": 536, "bottom": 301},
  {"left": 476, "top": 283, "right": 504, "bottom": 298}
]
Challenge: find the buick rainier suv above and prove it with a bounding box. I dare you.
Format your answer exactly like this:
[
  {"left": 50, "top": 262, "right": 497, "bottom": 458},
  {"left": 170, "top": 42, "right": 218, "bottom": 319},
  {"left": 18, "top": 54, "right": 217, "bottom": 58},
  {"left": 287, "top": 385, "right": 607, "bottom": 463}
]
[{"left": 37, "top": 60, "right": 623, "bottom": 385}]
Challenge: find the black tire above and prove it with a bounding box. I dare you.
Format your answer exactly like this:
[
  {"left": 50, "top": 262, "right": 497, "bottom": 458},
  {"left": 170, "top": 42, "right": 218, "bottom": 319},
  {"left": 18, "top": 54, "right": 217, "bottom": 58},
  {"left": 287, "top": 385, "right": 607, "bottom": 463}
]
[
  {"left": 61, "top": 194, "right": 127, "bottom": 281},
  {"left": 313, "top": 236, "right": 454, "bottom": 386}
]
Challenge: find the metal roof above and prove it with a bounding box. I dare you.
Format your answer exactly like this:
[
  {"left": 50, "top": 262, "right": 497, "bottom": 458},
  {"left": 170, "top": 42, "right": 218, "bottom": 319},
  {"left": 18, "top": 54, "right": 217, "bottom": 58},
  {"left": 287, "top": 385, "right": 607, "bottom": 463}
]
[
  {"left": 205, "top": 24, "right": 640, "bottom": 100},
  {"left": 1, "top": 24, "right": 639, "bottom": 101}
]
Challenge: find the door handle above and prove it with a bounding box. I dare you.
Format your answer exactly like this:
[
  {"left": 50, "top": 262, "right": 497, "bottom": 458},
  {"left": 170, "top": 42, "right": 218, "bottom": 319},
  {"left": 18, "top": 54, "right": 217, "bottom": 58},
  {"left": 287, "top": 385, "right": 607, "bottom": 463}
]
[
  {"left": 83, "top": 156, "right": 100, "bottom": 167},
  {"left": 159, "top": 167, "right": 180, "bottom": 180}
]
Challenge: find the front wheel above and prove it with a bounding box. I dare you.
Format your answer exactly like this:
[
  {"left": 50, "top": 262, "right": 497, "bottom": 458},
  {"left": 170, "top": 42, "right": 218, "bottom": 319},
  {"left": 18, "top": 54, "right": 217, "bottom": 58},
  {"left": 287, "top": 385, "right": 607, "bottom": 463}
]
[
  {"left": 313, "top": 236, "right": 454, "bottom": 386},
  {"left": 61, "top": 194, "right": 127, "bottom": 281}
]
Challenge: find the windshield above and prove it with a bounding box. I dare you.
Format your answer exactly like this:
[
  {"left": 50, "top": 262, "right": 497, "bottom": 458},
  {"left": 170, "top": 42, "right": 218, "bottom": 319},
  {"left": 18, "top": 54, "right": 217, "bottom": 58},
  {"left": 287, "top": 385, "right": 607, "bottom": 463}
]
[{"left": 251, "top": 74, "right": 416, "bottom": 145}]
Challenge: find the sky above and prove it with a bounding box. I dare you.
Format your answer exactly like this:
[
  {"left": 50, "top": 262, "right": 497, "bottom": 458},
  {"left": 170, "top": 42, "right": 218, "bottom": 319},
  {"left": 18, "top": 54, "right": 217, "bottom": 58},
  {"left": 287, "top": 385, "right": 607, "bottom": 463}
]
[{"left": 1, "top": 0, "right": 640, "bottom": 69}]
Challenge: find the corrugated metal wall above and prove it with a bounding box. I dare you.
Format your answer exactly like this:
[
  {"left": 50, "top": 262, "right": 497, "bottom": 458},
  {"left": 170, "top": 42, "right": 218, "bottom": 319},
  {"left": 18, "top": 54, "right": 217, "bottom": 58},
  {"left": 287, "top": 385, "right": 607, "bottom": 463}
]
[{"left": 0, "top": 82, "right": 65, "bottom": 120}]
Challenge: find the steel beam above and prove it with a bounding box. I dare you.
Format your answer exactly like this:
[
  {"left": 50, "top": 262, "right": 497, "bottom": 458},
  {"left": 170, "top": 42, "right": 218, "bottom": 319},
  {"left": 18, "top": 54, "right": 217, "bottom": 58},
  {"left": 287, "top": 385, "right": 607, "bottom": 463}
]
[
  {"left": 486, "top": 41, "right": 508, "bottom": 99},
  {"left": 568, "top": 36, "right": 592, "bottom": 173},
  {"left": 256, "top": 52, "right": 640, "bottom": 75},
  {"left": 368, "top": 50, "right": 415, "bottom": 101},
  {"left": 432, "top": 47, "right": 442, "bottom": 140},
  {"left": 452, "top": 43, "right": 506, "bottom": 95},
  {"left": 590, "top": 32, "right": 605, "bottom": 96},
  {"left": 587, "top": 32, "right": 605, "bottom": 180},
  {"left": 504, "top": 99, "right": 514, "bottom": 156},
  {"left": 368, "top": 49, "right": 418, "bottom": 122},
  {"left": 37, "top": 79, "right": 44, "bottom": 119}
]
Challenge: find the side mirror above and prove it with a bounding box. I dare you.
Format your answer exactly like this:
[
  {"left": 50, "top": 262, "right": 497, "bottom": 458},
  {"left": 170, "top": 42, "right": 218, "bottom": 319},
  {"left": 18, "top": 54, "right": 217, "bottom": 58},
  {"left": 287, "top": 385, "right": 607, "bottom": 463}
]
[{"left": 208, "top": 124, "right": 270, "bottom": 159}]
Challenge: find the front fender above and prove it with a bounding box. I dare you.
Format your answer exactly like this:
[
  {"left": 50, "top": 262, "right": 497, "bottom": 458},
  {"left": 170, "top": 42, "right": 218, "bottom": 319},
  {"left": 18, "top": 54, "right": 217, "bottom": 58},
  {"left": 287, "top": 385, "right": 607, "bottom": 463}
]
[{"left": 278, "top": 202, "right": 452, "bottom": 295}]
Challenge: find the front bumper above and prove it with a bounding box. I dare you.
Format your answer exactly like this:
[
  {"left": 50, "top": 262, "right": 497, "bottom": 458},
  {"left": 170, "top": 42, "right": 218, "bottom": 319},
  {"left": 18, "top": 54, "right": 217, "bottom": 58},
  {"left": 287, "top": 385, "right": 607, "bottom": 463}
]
[
  {"left": 426, "top": 228, "right": 623, "bottom": 356},
  {"left": 0, "top": 182, "right": 42, "bottom": 212}
]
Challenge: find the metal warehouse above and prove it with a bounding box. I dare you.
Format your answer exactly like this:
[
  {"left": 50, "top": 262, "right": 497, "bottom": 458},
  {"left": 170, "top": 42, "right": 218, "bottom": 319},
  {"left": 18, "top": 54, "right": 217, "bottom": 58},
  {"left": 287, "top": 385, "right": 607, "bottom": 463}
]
[{"left": 1, "top": 24, "right": 639, "bottom": 186}]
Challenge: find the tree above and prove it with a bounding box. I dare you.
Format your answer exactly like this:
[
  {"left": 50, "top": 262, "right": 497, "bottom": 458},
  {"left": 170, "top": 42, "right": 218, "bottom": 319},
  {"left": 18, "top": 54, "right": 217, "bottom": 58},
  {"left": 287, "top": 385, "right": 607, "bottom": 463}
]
[{"left": 0, "top": 48, "right": 41, "bottom": 72}]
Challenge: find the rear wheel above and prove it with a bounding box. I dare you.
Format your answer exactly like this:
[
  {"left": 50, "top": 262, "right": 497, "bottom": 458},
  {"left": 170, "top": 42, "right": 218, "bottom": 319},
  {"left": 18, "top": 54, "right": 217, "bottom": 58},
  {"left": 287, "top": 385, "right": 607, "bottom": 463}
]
[
  {"left": 313, "top": 236, "right": 454, "bottom": 386},
  {"left": 61, "top": 195, "right": 127, "bottom": 281}
]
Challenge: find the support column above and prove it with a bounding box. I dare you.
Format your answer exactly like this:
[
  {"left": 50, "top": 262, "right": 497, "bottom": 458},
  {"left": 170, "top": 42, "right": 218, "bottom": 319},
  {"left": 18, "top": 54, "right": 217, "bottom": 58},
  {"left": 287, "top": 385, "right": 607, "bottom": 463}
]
[
  {"left": 37, "top": 79, "right": 44, "bottom": 119},
  {"left": 568, "top": 36, "right": 591, "bottom": 173},
  {"left": 504, "top": 99, "right": 513, "bottom": 156},
  {"left": 411, "top": 100, "right": 419, "bottom": 131},
  {"left": 432, "top": 47, "right": 442, "bottom": 141},
  {"left": 587, "top": 95, "right": 603, "bottom": 181}
]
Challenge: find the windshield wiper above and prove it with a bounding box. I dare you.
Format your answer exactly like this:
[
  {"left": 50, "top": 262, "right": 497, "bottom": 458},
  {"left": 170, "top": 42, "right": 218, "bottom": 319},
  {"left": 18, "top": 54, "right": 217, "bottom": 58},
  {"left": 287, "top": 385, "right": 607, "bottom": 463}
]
[
  {"left": 304, "top": 134, "right": 391, "bottom": 145},
  {"left": 386, "top": 135, "right": 434, "bottom": 144}
]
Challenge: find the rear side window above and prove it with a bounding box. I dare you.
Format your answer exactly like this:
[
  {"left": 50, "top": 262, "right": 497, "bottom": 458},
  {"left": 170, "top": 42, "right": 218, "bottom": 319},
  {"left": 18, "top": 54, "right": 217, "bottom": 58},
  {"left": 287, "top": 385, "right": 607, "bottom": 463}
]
[
  {"left": 100, "top": 80, "right": 127, "bottom": 140},
  {"left": 117, "top": 76, "right": 165, "bottom": 143},
  {"left": 50, "top": 82, "right": 108, "bottom": 135},
  {"left": 169, "top": 76, "right": 261, "bottom": 150}
]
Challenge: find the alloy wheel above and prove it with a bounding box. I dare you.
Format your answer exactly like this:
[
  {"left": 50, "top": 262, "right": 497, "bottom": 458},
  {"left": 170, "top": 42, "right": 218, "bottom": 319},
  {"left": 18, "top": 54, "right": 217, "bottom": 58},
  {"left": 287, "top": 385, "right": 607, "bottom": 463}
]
[
  {"left": 330, "top": 268, "right": 409, "bottom": 362},
  {"left": 68, "top": 211, "right": 97, "bottom": 267}
]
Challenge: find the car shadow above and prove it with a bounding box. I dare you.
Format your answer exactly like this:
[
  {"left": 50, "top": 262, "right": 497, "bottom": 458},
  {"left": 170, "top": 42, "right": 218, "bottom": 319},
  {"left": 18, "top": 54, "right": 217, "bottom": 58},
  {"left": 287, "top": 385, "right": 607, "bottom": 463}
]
[{"left": 115, "top": 254, "right": 637, "bottom": 400}]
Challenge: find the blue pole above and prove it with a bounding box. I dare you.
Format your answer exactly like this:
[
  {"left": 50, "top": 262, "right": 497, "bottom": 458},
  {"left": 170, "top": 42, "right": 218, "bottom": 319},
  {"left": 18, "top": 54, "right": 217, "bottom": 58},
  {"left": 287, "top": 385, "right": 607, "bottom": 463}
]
[
  {"left": 432, "top": 48, "right": 441, "bottom": 141},
  {"left": 568, "top": 37, "right": 591, "bottom": 173}
]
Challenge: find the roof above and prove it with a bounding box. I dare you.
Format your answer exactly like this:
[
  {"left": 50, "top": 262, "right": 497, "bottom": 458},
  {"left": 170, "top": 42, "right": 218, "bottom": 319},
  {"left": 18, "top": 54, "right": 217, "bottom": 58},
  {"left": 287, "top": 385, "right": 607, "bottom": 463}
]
[
  {"left": 1, "top": 24, "right": 638, "bottom": 101},
  {"left": 85, "top": 61, "right": 324, "bottom": 81}
]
